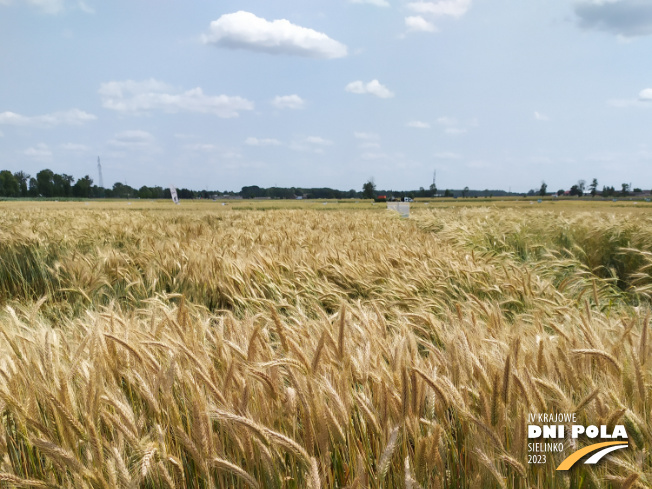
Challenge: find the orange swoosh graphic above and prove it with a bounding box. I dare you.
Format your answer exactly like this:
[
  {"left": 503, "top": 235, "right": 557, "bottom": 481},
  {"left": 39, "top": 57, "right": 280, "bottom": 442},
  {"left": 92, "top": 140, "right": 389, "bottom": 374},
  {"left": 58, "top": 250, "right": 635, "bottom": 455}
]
[{"left": 557, "top": 442, "right": 628, "bottom": 470}]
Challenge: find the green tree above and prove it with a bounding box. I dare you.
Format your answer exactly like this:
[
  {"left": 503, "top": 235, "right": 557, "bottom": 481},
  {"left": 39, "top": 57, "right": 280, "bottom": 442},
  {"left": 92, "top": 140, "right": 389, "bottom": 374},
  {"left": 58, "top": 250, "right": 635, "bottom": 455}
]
[
  {"left": 53, "top": 173, "right": 74, "bottom": 197},
  {"left": 112, "top": 182, "right": 135, "bottom": 198},
  {"left": 91, "top": 185, "right": 105, "bottom": 198},
  {"left": 240, "top": 185, "right": 264, "bottom": 199},
  {"left": 0, "top": 170, "right": 20, "bottom": 197},
  {"left": 569, "top": 181, "right": 585, "bottom": 197},
  {"left": 13, "top": 171, "right": 30, "bottom": 197},
  {"left": 462, "top": 186, "right": 469, "bottom": 198},
  {"left": 73, "top": 175, "right": 93, "bottom": 198},
  {"left": 362, "top": 179, "right": 376, "bottom": 199},
  {"left": 539, "top": 181, "right": 548, "bottom": 196},
  {"left": 137, "top": 185, "right": 152, "bottom": 199},
  {"left": 28, "top": 177, "right": 38, "bottom": 197},
  {"left": 589, "top": 178, "right": 598, "bottom": 197},
  {"left": 36, "top": 169, "right": 55, "bottom": 197}
]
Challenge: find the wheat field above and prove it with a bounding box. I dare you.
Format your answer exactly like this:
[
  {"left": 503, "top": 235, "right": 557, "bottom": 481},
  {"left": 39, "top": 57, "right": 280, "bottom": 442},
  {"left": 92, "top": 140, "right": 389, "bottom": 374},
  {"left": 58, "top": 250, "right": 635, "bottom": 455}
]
[{"left": 0, "top": 200, "right": 650, "bottom": 488}]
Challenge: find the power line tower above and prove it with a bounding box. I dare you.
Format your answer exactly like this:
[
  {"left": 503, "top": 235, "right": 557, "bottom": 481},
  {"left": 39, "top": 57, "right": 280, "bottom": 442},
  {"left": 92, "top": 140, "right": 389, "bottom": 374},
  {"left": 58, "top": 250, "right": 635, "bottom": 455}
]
[
  {"left": 429, "top": 169, "right": 438, "bottom": 197},
  {"left": 97, "top": 156, "right": 104, "bottom": 188}
]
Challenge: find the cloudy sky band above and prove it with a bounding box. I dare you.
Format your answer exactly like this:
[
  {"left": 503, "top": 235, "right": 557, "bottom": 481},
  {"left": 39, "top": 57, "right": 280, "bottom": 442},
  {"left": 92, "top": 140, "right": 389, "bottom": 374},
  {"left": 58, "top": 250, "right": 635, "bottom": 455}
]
[{"left": 1, "top": 0, "right": 651, "bottom": 191}]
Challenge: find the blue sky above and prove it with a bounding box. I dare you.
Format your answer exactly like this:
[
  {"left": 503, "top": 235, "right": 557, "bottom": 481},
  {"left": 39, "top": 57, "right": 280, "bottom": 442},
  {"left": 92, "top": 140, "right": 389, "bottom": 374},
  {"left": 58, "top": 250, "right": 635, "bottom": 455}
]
[{"left": 1, "top": 0, "right": 651, "bottom": 192}]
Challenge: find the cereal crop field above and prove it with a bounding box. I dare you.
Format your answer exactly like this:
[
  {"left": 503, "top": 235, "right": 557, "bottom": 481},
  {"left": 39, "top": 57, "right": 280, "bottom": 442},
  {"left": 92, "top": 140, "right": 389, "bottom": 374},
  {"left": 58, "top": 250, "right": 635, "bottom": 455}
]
[{"left": 0, "top": 199, "right": 650, "bottom": 488}]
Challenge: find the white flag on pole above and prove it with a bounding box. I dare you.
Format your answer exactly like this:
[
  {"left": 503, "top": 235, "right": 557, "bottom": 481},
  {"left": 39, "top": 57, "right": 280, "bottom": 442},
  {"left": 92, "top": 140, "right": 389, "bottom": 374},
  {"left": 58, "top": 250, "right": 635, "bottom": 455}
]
[{"left": 170, "top": 186, "right": 179, "bottom": 204}]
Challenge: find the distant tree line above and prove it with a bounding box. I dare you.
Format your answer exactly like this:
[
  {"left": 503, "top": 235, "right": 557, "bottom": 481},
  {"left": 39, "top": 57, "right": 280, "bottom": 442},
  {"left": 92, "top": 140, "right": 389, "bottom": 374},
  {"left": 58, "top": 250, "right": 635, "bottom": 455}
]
[
  {"left": 0, "top": 167, "right": 477, "bottom": 200},
  {"left": 3, "top": 167, "right": 648, "bottom": 201},
  {"left": 240, "top": 185, "right": 359, "bottom": 199},
  {"left": 361, "top": 179, "right": 513, "bottom": 200},
  {"left": 531, "top": 178, "right": 647, "bottom": 198},
  {"left": 0, "top": 168, "right": 228, "bottom": 199},
  {"left": 0, "top": 169, "right": 96, "bottom": 198}
]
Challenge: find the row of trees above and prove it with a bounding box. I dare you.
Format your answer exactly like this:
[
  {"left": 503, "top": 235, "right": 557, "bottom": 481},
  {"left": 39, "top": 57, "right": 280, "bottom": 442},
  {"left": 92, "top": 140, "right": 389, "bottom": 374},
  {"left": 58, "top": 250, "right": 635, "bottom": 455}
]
[
  {"left": 0, "top": 169, "right": 95, "bottom": 198},
  {"left": 363, "top": 179, "right": 514, "bottom": 199},
  {"left": 0, "top": 168, "right": 225, "bottom": 200},
  {"left": 3, "top": 167, "right": 647, "bottom": 201},
  {"left": 364, "top": 180, "right": 440, "bottom": 199},
  {"left": 0, "top": 169, "right": 438, "bottom": 201},
  {"left": 534, "top": 179, "right": 644, "bottom": 198},
  {"left": 240, "top": 185, "right": 359, "bottom": 200},
  {"left": 1, "top": 168, "right": 367, "bottom": 200}
]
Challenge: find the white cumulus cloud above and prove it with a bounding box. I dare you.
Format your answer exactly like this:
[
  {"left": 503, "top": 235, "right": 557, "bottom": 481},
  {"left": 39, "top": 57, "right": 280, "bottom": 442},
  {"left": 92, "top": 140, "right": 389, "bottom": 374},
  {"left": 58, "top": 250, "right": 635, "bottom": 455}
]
[
  {"left": 354, "top": 131, "right": 380, "bottom": 140},
  {"left": 99, "top": 79, "right": 254, "bottom": 118},
  {"left": 245, "top": 137, "right": 283, "bottom": 147},
  {"left": 203, "top": 11, "right": 348, "bottom": 59},
  {"left": 639, "top": 88, "right": 652, "bottom": 101},
  {"left": 405, "top": 16, "right": 436, "bottom": 32},
  {"left": 435, "top": 116, "right": 472, "bottom": 135},
  {"left": 407, "top": 0, "right": 472, "bottom": 18},
  {"left": 23, "top": 143, "right": 52, "bottom": 162},
  {"left": 305, "top": 136, "right": 333, "bottom": 145},
  {"left": 345, "top": 80, "right": 395, "bottom": 98},
  {"left": 0, "top": 108, "right": 96, "bottom": 127},
  {"left": 271, "top": 95, "right": 305, "bottom": 109},
  {"left": 108, "top": 130, "right": 156, "bottom": 149},
  {"left": 289, "top": 136, "right": 334, "bottom": 153}
]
